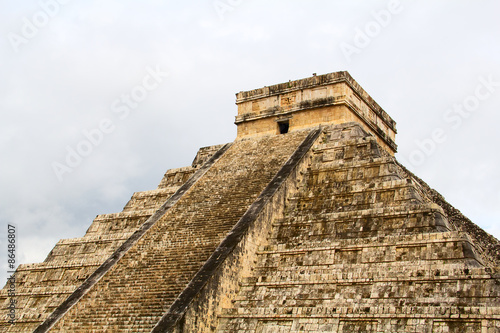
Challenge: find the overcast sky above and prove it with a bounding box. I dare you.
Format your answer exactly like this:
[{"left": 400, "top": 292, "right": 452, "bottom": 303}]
[{"left": 1, "top": 0, "right": 499, "bottom": 283}]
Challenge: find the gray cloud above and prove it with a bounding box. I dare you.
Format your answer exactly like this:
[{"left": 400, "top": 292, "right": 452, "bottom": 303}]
[{"left": 1, "top": 0, "right": 499, "bottom": 284}]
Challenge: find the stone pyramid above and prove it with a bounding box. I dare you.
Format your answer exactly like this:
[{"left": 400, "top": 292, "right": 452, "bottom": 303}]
[{"left": 1, "top": 72, "right": 499, "bottom": 332}]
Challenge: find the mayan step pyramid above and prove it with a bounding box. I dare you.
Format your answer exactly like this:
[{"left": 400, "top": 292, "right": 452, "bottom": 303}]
[{"left": 1, "top": 71, "right": 499, "bottom": 332}]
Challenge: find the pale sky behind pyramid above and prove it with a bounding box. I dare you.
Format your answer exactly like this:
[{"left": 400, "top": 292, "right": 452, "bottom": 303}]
[{"left": 1, "top": 0, "right": 499, "bottom": 284}]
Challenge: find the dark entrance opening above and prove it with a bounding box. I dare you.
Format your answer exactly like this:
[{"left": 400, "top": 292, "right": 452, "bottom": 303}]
[{"left": 278, "top": 120, "right": 289, "bottom": 134}]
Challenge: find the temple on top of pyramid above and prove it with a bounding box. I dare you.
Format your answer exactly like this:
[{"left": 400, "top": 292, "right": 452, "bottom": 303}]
[
  {"left": 234, "top": 72, "right": 396, "bottom": 154},
  {"left": 1, "top": 72, "right": 499, "bottom": 333}
]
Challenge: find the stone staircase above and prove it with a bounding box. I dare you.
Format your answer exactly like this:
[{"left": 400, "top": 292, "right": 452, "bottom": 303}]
[
  {"left": 216, "top": 124, "right": 500, "bottom": 333},
  {"left": 43, "top": 130, "right": 311, "bottom": 332}
]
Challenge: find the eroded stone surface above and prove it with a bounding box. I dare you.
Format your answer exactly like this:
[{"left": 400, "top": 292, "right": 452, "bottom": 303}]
[{"left": 215, "top": 124, "right": 500, "bottom": 333}]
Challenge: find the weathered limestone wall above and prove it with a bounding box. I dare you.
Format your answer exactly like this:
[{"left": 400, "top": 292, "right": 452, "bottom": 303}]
[
  {"left": 216, "top": 123, "right": 500, "bottom": 333},
  {"left": 395, "top": 162, "right": 500, "bottom": 270},
  {"left": 235, "top": 72, "right": 397, "bottom": 155},
  {"left": 190, "top": 144, "right": 227, "bottom": 168}
]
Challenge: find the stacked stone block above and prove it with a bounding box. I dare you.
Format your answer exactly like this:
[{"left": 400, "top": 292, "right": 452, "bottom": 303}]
[{"left": 217, "top": 124, "right": 500, "bottom": 332}]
